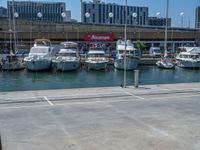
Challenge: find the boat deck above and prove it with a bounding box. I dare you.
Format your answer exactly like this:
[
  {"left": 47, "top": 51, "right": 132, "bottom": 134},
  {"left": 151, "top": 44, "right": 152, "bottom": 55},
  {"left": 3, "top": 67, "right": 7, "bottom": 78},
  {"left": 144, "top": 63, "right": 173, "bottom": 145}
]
[{"left": 0, "top": 83, "right": 200, "bottom": 150}]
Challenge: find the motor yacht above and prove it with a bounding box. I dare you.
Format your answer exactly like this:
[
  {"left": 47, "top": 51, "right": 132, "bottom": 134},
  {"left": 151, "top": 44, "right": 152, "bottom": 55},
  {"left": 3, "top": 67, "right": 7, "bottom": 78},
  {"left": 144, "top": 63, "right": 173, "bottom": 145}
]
[
  {"left": 85, "top": 47, "right": 109, "bottom": 70},
  {"left": 52, "top": 42, "right": 80, "bottom": 71},
  {"left": 114, "top": 40, "right": 140, "bottom": 70},
  {"left": 176, "top": 52, "right": 200, "bottom": 68},
  {"left": 24, "top": 39, "right": 54, "bottom": 71}
]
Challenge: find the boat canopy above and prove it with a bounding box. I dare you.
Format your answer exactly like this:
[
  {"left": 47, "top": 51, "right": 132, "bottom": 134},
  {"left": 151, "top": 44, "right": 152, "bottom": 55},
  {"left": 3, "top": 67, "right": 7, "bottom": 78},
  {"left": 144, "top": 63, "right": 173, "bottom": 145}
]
[
  {"left": 88, "top": 50, "right": 105, "bottom": 55},
  {"left": 178, "top": 47, "right": 200, "bottom": 53},
  {"left": 59, "top": 49, "right": 76, "bottom": 54},
  {"left": 60, "top": 41, "right": 78, "bottom": 49},
  {"left": 34, "top": 39, "right": 51, "bottom": 47},
  {"left": 116, "top": 40, "right": 135, "bottom": 51}
]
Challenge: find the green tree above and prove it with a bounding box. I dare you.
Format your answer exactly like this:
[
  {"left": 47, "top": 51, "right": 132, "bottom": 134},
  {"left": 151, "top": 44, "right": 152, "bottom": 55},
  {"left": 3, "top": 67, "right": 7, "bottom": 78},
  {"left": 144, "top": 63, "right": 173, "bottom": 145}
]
[{"left": 136, "top": 41, "right": 147, "bottom": 54}]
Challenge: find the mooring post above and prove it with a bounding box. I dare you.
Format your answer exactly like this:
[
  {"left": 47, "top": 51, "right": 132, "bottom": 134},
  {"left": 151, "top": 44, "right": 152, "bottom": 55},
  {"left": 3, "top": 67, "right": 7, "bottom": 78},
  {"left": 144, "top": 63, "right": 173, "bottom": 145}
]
[
  {"left": 0, "top": 135, "right": 2, "bottom": 150},
  {"left": 134, "top": 70, "right": 139, "bottom": 88}
]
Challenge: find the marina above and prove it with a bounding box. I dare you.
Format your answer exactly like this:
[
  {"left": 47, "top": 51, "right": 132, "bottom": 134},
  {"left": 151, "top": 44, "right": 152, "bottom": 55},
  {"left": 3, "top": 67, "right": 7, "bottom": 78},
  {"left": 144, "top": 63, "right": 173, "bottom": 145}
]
[{"left": 0, "top": 65, "right": 200, "bottom": 92}]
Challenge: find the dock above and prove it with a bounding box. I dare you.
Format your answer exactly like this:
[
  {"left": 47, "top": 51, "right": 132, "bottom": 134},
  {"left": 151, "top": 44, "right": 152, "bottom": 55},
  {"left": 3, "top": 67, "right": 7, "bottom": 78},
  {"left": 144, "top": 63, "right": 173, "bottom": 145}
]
[{"left": 0, "top": 83, "right": 200, "bottom": 150}]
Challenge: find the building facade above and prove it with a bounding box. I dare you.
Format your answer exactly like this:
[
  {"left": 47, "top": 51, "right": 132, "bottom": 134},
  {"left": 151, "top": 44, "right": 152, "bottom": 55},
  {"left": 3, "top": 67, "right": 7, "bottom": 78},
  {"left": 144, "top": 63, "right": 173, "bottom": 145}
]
[
  {"left": 81, "top": 0, "right": 148, "bottom": 26},
  {"left": 195, "top": 6, "right": 200, "bottom": 28},
  {"left": 7, "top": 0, "right": 71, "bottom": 22},
  {"left": 0, "top": 7, "right": 7, "bottom": 17},
  {"left": 148, "top": 17, "right": 171, "bottom": 27}
]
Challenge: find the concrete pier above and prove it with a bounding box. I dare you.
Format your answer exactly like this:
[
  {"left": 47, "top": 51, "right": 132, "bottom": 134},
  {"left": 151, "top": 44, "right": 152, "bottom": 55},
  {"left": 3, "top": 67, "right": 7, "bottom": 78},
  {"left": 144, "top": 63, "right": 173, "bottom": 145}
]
[{"left": 0, "top": 83, "right": 200, "bottom": 150}]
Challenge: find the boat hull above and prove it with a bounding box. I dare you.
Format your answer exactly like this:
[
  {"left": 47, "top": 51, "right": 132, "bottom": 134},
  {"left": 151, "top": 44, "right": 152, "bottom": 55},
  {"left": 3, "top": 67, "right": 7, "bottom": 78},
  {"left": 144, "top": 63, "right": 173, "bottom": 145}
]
[
  {"left": 25, "top": 60, "right": 51, "bottom": 71},
  {"left": 114, "top": 57, "right": 140, "bottom": 70},
  {"left": 2, "top": 62, "right": 25, "bottom": 71},
  {"left": 86, "top": 61, "right": 108, "bottom": 70},
  {"left": 156, "top": 60, "right": 175, "bottom": 69},
  {"left": 53, "top": 61, "right": 80, "bottom": 71},
  {"left": 176, "top": 59, "right": 200, "bottom": 68}
]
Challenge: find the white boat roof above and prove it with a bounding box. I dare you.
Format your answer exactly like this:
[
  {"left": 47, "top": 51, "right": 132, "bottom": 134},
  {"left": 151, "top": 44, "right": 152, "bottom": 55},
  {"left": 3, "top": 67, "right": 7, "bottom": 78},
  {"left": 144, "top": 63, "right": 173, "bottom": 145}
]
[
  {"left": 61, "top": 41, "right": 78, "bottom": 47},
  {"left": 59, "top": 49, "right": 76, "bottom": 53},
  {"left": 179, "top": 47, "right": 200, "bottom": 53},
  {"left": 88, "top": 50, "right": 105, "bottom": 54},
  {"left": 180, "top": 52, "right": 199, "bottom": 55},
  {"left": 117, "top": 45, "right": 136, "bottom": 51}
]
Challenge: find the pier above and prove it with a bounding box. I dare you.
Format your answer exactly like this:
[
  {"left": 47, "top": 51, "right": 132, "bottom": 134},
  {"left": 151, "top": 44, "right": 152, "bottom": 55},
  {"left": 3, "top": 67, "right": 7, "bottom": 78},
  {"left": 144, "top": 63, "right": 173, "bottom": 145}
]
[{"left": 0, "top": 82, "right": 200, "bottom": 150}]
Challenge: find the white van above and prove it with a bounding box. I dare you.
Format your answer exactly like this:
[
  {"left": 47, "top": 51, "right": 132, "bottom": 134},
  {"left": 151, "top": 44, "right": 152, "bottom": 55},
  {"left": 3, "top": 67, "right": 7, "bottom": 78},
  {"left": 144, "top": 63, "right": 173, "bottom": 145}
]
[{"left": 149, "top": 47, "right": 162, "bottom": 57}]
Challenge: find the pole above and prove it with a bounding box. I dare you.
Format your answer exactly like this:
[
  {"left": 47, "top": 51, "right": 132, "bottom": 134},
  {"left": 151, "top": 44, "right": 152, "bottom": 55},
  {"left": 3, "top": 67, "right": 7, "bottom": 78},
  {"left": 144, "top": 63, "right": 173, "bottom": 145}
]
[
  {"left": 12, "top": 0, "right": 17, "bottom": 54},
  {"left": 8, "top": 2, "right": 12, "bottom": 53},
  {"left": 123, "top": 0, "right": 127, "bottom": 88},
  {"left": 164, "top": 0, "right": 169, "bottom": 54}
]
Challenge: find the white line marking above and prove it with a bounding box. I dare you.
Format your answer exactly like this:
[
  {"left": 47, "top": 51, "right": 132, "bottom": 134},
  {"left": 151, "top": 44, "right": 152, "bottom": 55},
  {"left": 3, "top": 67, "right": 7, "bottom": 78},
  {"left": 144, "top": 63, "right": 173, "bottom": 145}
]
[
  {"left": 122, "top": 90, "right": 145, "bottom": 100},
  {"left": 44, "top": 96, "right": 54, "bottom": 106}
]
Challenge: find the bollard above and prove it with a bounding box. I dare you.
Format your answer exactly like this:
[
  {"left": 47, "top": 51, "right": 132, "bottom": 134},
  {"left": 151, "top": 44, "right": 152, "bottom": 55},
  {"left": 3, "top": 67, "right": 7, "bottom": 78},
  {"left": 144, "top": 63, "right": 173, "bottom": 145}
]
[
  {"left": 0, "top": 135, "right": 2, "bottom": 150},
  {"left": 134, "top": 70, "right": 139, "bottom": 88}
]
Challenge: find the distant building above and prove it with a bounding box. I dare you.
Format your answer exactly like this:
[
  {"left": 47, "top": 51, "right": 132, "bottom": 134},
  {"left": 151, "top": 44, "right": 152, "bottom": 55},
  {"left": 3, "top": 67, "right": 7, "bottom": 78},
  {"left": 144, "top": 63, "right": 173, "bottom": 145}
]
[
  {"left": 195, "top": 6, "right": 200, "bottom": 28},
  {"left": 0, "top": 7, "right": 7, "bottom": 17},
  {"left": 148, "top": 17, "right": 171, "bottom": 27},
  {"left": 81, "top": 0, "right": 148, "bottom": 26},
  {"left": 7, "top": 0, "right": 71, "bottom": 22}
]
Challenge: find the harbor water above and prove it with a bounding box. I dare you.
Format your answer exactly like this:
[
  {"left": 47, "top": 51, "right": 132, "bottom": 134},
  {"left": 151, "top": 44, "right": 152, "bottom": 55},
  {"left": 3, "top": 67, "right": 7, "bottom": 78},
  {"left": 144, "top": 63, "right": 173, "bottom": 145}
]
[{"left": 0, "top": 65, "right": 200, "bottom": 92}]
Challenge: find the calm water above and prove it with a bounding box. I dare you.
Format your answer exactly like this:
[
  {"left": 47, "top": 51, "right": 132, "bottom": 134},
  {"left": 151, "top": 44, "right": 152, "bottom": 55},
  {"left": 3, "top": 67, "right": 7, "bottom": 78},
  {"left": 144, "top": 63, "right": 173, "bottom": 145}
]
[{"left": 0, "top": 65, "right": 200, "bottom": 92}]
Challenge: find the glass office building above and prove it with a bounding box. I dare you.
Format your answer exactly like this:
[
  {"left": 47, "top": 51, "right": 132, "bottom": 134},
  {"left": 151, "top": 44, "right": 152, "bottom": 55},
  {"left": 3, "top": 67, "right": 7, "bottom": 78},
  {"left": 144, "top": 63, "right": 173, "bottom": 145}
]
[
  {"left": 7, "top": 0, "right": 70, "bottom": 22},
  {"left": 81, "top": 0, "right": 148, "bottom": 26},
  {"left": 0, "top": 7, "right": 7, "bottom": 17}
]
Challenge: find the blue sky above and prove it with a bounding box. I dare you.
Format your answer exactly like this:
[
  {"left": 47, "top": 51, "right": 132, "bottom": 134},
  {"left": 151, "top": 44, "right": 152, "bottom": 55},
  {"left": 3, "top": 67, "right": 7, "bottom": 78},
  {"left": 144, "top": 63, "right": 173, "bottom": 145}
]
[{"left": 0, "top": 0, "right": 199, "bottom": 28}]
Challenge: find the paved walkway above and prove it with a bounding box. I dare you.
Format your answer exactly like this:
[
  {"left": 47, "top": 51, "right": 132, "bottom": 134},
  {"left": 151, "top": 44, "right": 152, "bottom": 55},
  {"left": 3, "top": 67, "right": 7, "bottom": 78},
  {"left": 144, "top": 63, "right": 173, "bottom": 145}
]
[{"left": 0, "top": 83, "right": 200, "bottom": 150}]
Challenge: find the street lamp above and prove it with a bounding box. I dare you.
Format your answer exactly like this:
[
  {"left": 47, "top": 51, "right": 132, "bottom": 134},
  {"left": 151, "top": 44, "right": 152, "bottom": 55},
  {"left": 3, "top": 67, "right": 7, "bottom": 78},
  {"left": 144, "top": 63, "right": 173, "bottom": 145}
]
[
  {"left": 132, "top": 12, "right": 137, "bottom": 25},
  {"left": 123, "top": 0, "right": 127, "bottom": 88},
  {"left": 180, "top": 12, "right": 184, "bottom": 28},
  {"left": 108, "top": 12, "right": 113, "bottom": 24},
  {"left": 85, "top": 12, "right": 90, "bottom": 23},
  {"left": 37, "top": 12, "right": 43, "bottom": 37},
  {"left": 13, "top": 12, "right": 18, "bottom": 53}
]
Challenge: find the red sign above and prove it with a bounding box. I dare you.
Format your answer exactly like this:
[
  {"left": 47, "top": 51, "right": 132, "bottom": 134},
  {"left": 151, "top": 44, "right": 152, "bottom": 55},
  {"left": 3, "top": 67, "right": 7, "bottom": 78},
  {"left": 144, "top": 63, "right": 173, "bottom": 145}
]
[{"left": 84, "top": 33, "right": 114, "bottom": 42}]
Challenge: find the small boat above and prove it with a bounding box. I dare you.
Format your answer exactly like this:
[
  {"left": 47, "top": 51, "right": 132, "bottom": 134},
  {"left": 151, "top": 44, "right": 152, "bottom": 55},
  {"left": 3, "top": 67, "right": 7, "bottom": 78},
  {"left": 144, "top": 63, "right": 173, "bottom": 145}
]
[
  {"left": 156, "top": 58, "right": 175, "bottom": 69},
  {"left": 176, "top": 52, "right": 200, "bottom": 68},
  {"left": 24, "top": 39, "right": 54, "bottom": 71},
  {"left": 85, "top": 50, "right": 109, "bottom": 70},
  {"left": 114, "top": 40, "right": 140, "bottom": 70},
  {"left": 1, "top": 54, "right": 25, "bottom": 71},
  {"left": 52, "top": 42, "right": 80, "bottom": 71}
]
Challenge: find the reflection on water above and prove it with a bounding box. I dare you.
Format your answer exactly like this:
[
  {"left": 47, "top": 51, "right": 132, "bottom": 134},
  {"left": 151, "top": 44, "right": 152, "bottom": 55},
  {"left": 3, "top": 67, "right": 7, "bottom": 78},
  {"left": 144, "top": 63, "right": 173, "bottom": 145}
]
[{"left": 0, "top": 66, "right": 200, "bottom": 92}]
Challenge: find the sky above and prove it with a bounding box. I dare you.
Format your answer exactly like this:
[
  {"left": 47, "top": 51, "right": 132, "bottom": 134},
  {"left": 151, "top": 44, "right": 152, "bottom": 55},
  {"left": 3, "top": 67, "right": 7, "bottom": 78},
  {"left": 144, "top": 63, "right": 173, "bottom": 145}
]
[{"left": 0, "top": 0, "right": 199, "bottom": 28}]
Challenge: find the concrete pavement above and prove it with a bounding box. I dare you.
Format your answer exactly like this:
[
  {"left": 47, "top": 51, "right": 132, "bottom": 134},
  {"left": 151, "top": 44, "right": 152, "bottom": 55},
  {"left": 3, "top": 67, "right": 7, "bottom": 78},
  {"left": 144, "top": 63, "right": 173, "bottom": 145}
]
[{"left": 0, "top": 83, "right": 200, "bottom": 150}]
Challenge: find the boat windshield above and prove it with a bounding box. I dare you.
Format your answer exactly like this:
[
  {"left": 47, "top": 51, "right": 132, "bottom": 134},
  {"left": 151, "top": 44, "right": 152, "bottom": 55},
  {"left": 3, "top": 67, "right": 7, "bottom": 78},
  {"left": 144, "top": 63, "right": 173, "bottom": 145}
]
[
  {"left": 59, "top": 53, "right": 77, "bottom": 57},
  {"left": 153, "top": 49, "right": 161, "bottom": 53},
  {"left": 88, "top": 54, "right": 105, "bottom": 57},
  {"left": 30, "top": 47, "right": 50, "bottom": 54},
  {"left": 180, "top": 54, "right": 200, "bottom": 59}
]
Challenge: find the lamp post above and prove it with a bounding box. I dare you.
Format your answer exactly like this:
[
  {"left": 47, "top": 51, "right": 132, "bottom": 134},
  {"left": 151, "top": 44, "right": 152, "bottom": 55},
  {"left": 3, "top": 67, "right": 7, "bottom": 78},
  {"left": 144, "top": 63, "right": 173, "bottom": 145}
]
[
  {"left": 108, "top": 12, "right": 113, "bottom": 24},
  {"left": 123, "top": 0, "right": 127, "bottom": 88},
  {"left": 132, "top": 12, "right": 137, "bottom": 25},
  {"left": 37, "top": 12, "right": 43, "bottom": 38},
  {"left": 13, "top": 12, "right": 18, "bottom": 53},
  {"left": 61, "top": 12, "right": 66, "bottom": 40},
  {"left": 180, "top": 12, "right": 184, "bottom": 28},
  {"left": 85, "top": 12, "right": 90, "bottom": 23}
]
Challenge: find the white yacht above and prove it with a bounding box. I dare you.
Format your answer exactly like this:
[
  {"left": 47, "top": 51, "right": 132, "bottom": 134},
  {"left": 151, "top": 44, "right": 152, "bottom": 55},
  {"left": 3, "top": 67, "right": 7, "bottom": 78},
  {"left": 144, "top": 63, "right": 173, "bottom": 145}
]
[
  {"left": 24, "top": 39, "right": 54, "bottom": 71},
  {"left": 1, "top": 54, "right": 25, "bottom": 71},
  {"left": 114, "top": 40, "right": 140, "bottom": 70},
  {"left": 85, "top": 48, "right": 109, "bottom": 70},
  {"left": 176, "top": 51, "right": 200, "bottom": 68},
  {"left": 52, "top": 42, "right": 80, "bottom": 71}
]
